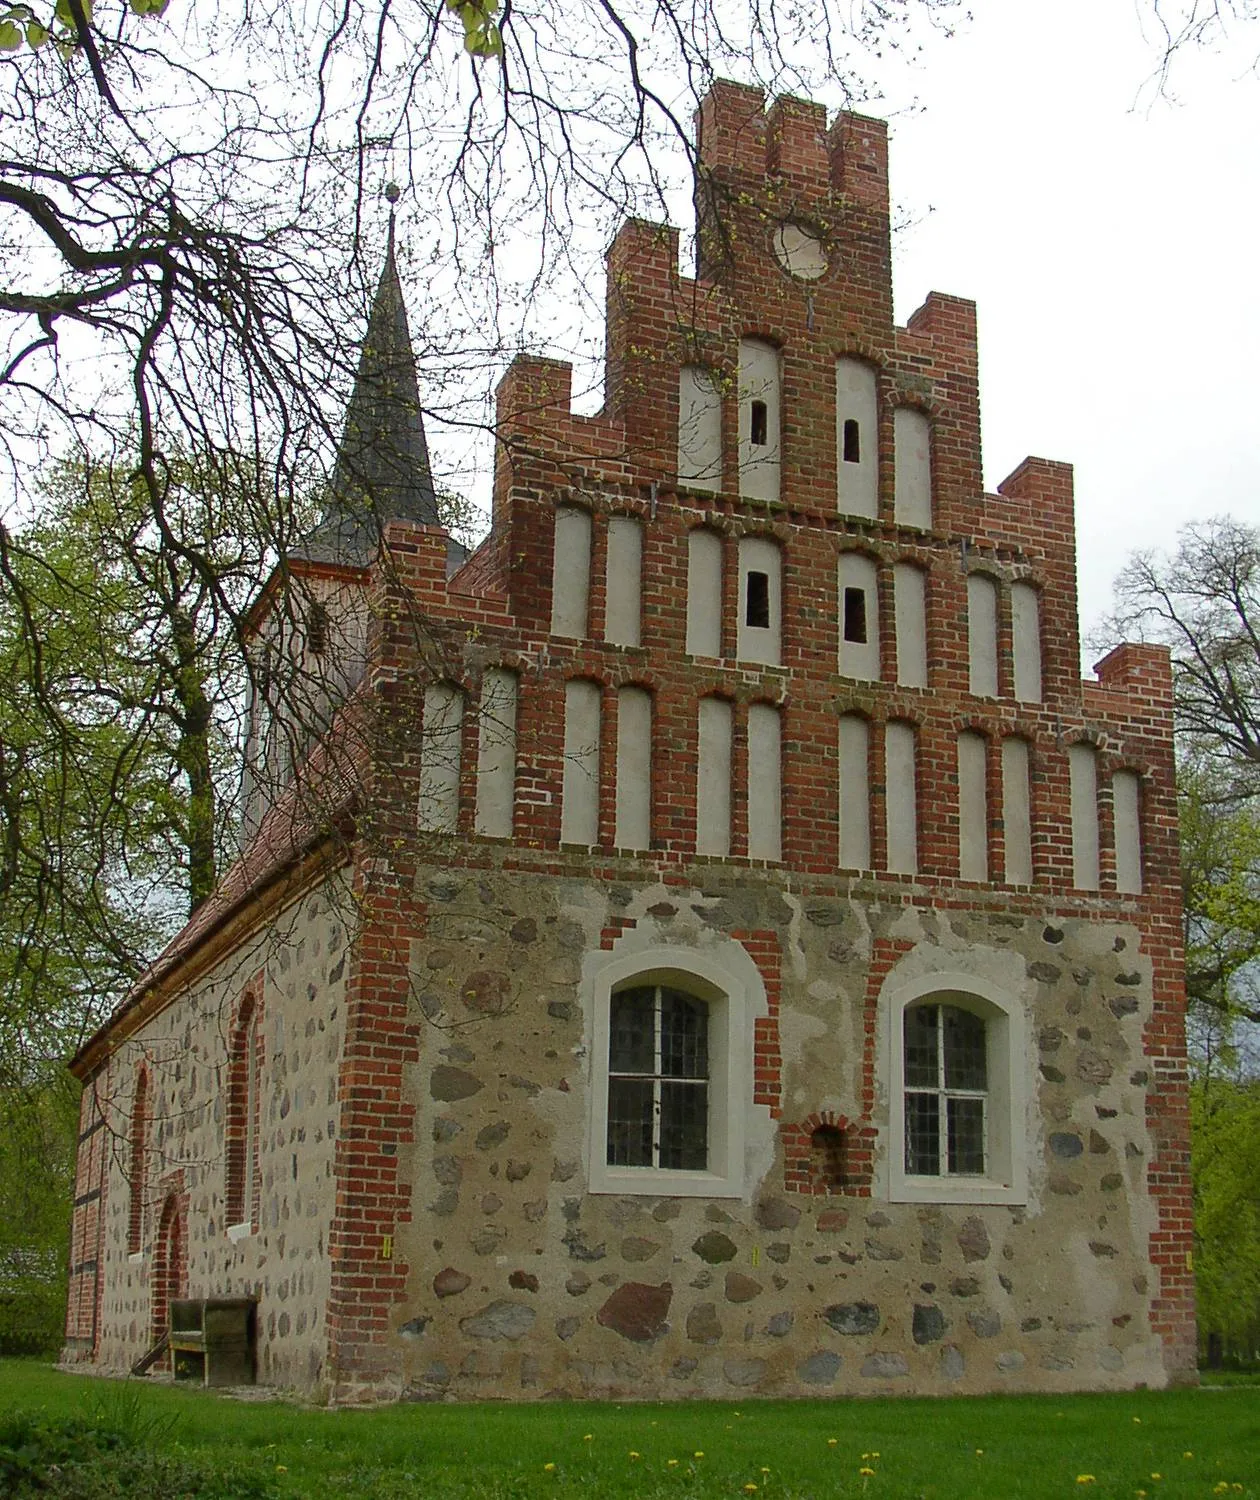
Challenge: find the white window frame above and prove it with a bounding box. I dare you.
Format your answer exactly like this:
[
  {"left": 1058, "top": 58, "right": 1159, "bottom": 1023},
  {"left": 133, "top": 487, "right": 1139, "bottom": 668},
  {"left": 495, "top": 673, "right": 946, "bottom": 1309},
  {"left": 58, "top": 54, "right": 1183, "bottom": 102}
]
[
  {"left": 585, "top": 941, "right": 765, "bottom": 1197},
  {"left": 882, "top": 969, "right": 1028, "bottom": 1206}
]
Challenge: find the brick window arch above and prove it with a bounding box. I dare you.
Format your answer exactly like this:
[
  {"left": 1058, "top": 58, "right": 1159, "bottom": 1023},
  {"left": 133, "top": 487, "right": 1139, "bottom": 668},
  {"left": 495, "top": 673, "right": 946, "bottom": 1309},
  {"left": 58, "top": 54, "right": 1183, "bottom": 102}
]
[
  {"left": 127, "top": 1066, "right": 149, "bottom": 1256},
  {"left": 225, "top": 992, "right": 261, "bottom": 1231},
  {"left": 151, "top": 1190, "right": 186, "bottom": 1349}
]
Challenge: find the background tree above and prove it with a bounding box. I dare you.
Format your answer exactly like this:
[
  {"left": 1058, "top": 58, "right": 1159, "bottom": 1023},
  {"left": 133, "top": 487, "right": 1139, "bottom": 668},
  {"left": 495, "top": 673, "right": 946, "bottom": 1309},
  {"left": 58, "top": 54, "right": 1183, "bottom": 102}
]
[{"left": 1109, "top": 515, "right": 1260, "bottom": 1363}]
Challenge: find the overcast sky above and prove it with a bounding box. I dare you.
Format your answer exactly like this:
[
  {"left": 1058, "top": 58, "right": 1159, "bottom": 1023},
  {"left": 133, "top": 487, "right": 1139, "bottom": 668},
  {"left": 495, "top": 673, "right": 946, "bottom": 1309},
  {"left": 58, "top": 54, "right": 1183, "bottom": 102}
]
[{"left": 883, "top": 0, "right": 1259, "bottom": 657}]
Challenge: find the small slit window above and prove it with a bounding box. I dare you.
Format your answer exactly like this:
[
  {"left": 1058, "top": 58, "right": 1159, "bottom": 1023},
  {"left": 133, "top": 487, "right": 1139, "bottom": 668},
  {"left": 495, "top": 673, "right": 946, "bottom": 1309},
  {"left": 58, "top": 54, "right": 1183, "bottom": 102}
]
[
  {"left": 843, "top": 418, "right": 861, "bottom": 464},
  {"left": 306, "top": 602, "right": 328, "bottom": 657},
  {"left": 749, "top": 401, "right": 768, "bottom": 447},
  {"left": 745, "top": 571, "right": 770, "bottom": 629},
  {"left": 842, "top": 587, "right": 868, "bottom": 644}
]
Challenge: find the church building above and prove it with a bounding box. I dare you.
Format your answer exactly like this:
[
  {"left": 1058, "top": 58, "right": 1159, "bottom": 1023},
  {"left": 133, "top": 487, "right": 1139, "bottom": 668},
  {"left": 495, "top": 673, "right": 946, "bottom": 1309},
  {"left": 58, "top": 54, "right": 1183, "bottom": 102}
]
[{"left": 63, "top": 81, "right": 1195, "bottom": 1401}]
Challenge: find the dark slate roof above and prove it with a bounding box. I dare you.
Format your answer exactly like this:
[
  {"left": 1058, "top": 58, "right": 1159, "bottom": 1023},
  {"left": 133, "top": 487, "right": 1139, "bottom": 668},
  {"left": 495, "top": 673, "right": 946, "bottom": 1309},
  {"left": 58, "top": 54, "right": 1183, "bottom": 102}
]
[{"left": 294, "top": 218, "right": 440, "bottom": 568}]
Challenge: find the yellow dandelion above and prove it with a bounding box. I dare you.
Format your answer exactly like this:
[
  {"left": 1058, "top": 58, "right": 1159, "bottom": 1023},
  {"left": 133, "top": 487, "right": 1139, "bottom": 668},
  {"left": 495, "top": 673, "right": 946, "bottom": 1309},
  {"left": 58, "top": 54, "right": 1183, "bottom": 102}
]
[
  {"left": 543, "top": 1463, "right": 556, "bottom": 1473},
  {"left": 629, "top": 1451, "right": 640, "bottom": 1461},
  {"left": 1133, "top": 1417, "right": 1142, "bottom": 1424},
  {"left": 860, "top": 1466, "right": 876, "bottom": 1477},
  {"left": 744, "top": 1487, "right": 758, "bottom": 1495},
  {"left": 583, "top": 1434, "right": 593, "bottom": 1442},
  {"left": 761, "top": 1468, "right": 771, "bottom": 1476},
  {"left": 828, "top": 1438, "right": 838, "bottom": 1447},
  {"left": 1076, "top": 1479, "right": 1096, "bottom": 1487},
  {"left": 1151, "top": 1475, "right": 1162, "bottom": 1482},
  {"left": 1183, "top": 1452, "right": 1194, "bottom": 1459},
  {"left": 694, "top": 1451, "right": 705, "bottom": 1459},
  {"left": 975, "top": 1449, "right": 984, "bottom": 1457},
  {"left": 1214, "top": 1485, "right": 1230, "bottom": 1495},
  {"left": 667, "top": 1458, "right": 679, "bottom": 1468},
  {"left": 871, "top": 1451, "right": 881, "bottom": 1459},
  {"left": 862, "top": 1452, "right": 872, "bottom": 1460},
  {"left": 275, "top": 1466, "right": 288, "bottom": 1475},
  {"left": 1136, "top": 1491, "right": 1147, "bottom": 1498}
]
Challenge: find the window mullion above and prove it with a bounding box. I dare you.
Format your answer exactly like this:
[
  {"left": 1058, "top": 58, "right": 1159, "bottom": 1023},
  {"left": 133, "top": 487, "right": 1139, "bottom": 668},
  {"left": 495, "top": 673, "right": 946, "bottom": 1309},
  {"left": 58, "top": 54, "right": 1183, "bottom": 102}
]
[
  {"left": 937, "top": 1008, "right": 948, "bottom": 1177},
  {"left": 652, "top": 986, "right": 663, "bottom": 1168}
]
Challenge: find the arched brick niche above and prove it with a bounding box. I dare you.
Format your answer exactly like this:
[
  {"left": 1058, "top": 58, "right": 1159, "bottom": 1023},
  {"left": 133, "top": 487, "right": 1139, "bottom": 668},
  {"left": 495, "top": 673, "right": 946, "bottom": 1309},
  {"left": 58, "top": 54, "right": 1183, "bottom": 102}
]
[{"left": 782, "top": 1110, "right": 873, "bottom": 1195}]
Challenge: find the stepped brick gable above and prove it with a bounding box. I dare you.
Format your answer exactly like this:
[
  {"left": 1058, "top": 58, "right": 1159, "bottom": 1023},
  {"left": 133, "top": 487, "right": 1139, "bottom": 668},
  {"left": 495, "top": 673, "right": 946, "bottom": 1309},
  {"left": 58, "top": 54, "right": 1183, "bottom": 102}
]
[{"left": 64, "top": 82, "right": 1194, "bottom": 1402}]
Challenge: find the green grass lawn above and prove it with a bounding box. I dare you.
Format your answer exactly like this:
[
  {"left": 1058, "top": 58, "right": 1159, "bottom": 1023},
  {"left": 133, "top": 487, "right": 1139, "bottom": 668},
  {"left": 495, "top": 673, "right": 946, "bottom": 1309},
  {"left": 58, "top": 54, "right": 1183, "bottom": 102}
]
[{"left": 2, "top": 1358, "right": 1258, "bottom": 1498}]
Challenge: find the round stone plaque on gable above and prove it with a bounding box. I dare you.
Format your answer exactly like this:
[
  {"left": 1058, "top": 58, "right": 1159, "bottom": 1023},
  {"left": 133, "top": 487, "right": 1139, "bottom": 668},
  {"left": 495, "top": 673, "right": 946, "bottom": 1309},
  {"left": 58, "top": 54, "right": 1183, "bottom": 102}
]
[{"left": 772, "top": 222, "right": 827, "bottom": 281}]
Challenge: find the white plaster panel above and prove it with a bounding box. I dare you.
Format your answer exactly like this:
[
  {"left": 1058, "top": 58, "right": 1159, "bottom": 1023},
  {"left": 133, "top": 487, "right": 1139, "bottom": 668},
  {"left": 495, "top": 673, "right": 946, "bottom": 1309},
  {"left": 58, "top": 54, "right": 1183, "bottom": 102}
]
[
  {"left": 893, "top": 407, "right": 932, "bottom": 528},
  {"left": 967, "top": 573, "right": 1000, "bottom": 698},
  {"left": 838, "top": 552, "right": 880, "bottom": 682},
  {"left": 1069, "top": 743, "right": 1101, "bottom": 890},
  {"left": 893, "top": 562, "right": 928, "bottom": 688},
  {"left": 835, "top": 358, "right": 878, "bottom": 518},
  {"left": 1001, "top": 737, "right": 1033, "bottom": 885},
  {"left": 738, "top": 338, "right": 781, "bottom": 503},
  {"left": 475, "top": 668, "right": 518, "bottom": 839},
  {"left": 746, "top": 703, "right": 782, "bottom": 862},
  {"left": 550, "top": 505, "right": 592, "bottom": 638},
  {"left": 604, "top": 516, "right": 643, "bottom": 647},
  {"left": 1113, "top": 770, "right": 1143, "bottom": 894},
  {"left": 696, "top": 697, "right": 732, "bottom": 856},
  {"left": 737, "top": 535, "right": 782, "bottom": 665},
  {"left": 677, "top": 366, "right": 722, "bottom": 492},
  {"left": 615, "top": 686, "right": 652, "bottom": 850},
  {"left": 1011, "top": 582, "right": 1043, "bottom": 703},
  {"left": 957, "top": 731, "right": 989, "bottom": 883},
  {"left": 838, "top": 714, "right": 871, "bottom": 870},
  {"left": 418, "top": 681, "right": 463, "bottom": 833},
  {"left": 885, "top": 721, "right": 918, "bottom": 874},
  {"left": 561, "top": 679, "right": 601, "bottom": 845},
  {"left": 686, "top": 528, "right": 723, "bottom": 658}
]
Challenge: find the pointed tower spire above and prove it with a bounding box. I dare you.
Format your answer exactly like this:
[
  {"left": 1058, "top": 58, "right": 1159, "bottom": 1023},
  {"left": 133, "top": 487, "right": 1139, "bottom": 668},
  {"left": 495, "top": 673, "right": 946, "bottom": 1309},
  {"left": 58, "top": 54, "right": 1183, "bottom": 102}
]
[{"left": 294, "top": 190, "right": 440, "bottom": 567}]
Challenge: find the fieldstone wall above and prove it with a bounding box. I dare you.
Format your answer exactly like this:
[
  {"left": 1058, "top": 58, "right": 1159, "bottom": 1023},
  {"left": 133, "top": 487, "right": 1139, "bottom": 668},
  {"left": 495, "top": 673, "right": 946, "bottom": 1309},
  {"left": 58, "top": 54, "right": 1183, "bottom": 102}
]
[
  {"left": 383, "top": 861, "right": 1174, "bottom": 1401},
  {"left": 87, "top": 873, "right": 350, "bottom": 1391}
]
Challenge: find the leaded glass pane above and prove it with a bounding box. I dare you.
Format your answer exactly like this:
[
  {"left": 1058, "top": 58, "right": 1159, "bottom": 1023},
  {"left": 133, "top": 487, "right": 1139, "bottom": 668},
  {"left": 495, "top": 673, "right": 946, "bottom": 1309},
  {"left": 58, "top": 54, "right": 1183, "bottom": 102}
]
[
  {"left": 904, "top": 1004, "right": 939, "bottom": 1088},
  {"left": 659, "top": 1081, "right": 708, "bottom": 1170},
  {"left": 947, "top": 1095, "right": 986, "bottom": 1175},
  {"left": 607, "top": 1077, "right": 653, "bottom": 1166},
  {"left": 660, "top": 989, "right": 708, "bottom": 1080},
  {"left": 905, "top": 1091, "right": 940, "bottom": 1175},
  {"left": 609, "top": 987, "right": 655, "bottom": 1074},
  {"left": 942, "top": 1006, "right": 987, "bottom": 1090}
]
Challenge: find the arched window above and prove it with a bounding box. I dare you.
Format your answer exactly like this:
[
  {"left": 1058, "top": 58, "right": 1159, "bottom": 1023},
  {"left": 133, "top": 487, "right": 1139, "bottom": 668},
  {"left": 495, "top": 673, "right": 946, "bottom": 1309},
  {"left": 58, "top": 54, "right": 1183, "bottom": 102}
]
[
  {"left": 127, "top": 1067, "right": 149, "bottom": 1256},
  {"left": 226, "top": 994, "right": 260, "bottom": 1232},
  {"left": 883, "top": 971, "right": 1028, "bottom": 1206},
  {"left": 586, "top": 940, "right": 767, "bottom": 1198},
  {"left": 903, "top": 1002, "right": 988, "bottom": 1176},
  {"left": 607, "top": 983, "right": 710, "bottom": 1172}
]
